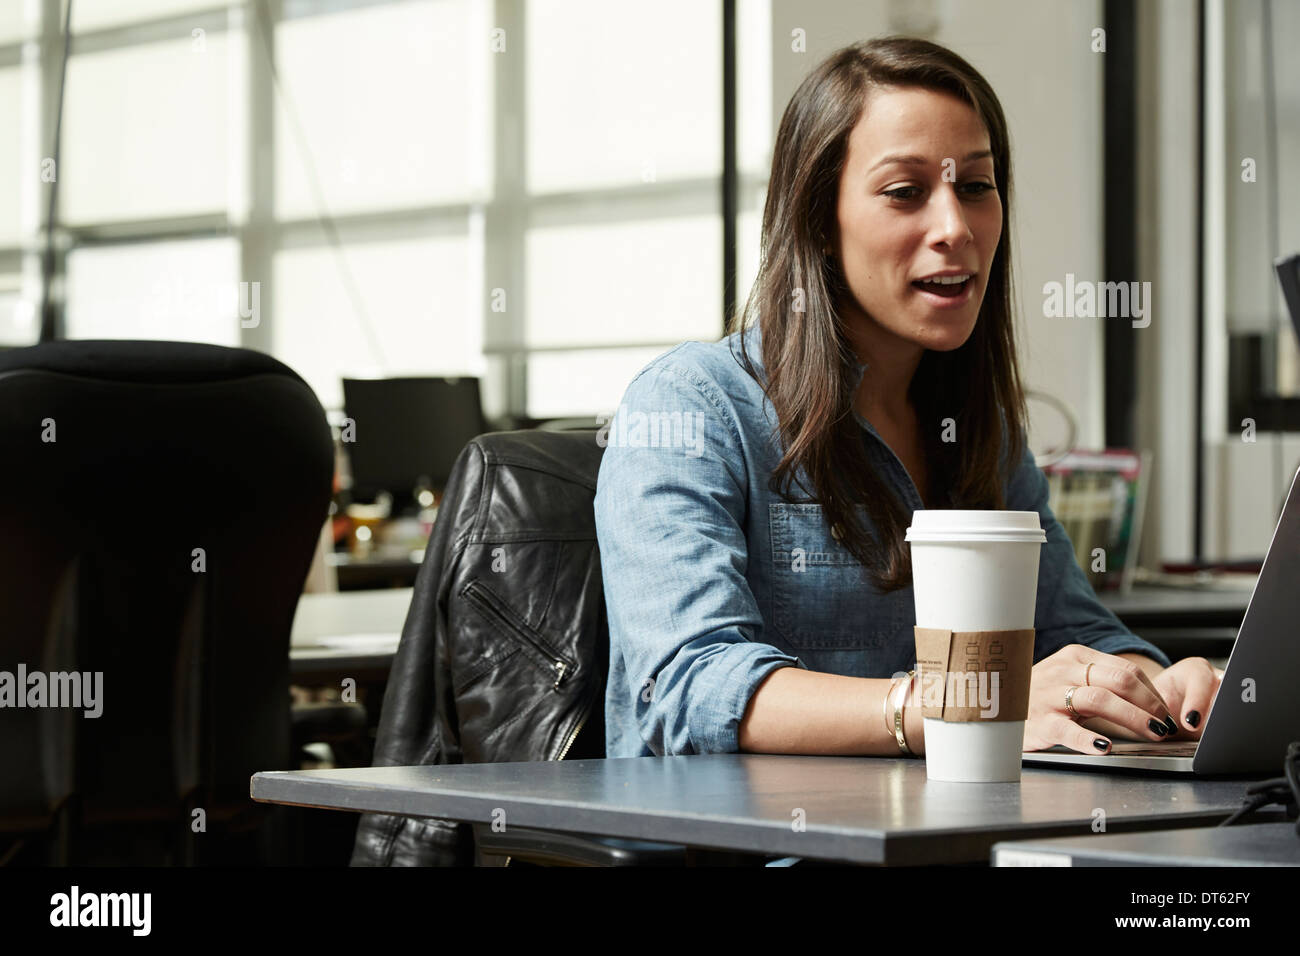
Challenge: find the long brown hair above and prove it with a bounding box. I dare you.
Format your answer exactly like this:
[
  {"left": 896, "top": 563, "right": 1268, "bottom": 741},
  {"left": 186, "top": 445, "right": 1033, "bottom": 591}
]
[{"left": 728, "top": 36, "right": 1028, "bottom": 592}]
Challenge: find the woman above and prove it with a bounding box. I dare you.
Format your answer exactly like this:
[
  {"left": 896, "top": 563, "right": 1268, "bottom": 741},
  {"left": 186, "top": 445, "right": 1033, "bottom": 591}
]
[{"left": 593, "top": 36, "right": 1220, "bottom": 760}]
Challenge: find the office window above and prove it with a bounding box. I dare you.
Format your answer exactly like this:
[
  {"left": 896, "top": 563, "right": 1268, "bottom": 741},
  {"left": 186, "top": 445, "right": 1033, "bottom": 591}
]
[
  {"left": 15, "top": 0, "right": 774, "bottom": 427},
  {"left": 738, "top": 199, "right": 764, "bottom": 316},
  {"left": 265, "top": 0, "right": 490, "bottom": 413},
  {"left": 0, "top": 4, "right": 38, "bottom": 45},
  {"left": 735, "top": 0, "right": 771, "bottom": 315},
  {"left": 61, "top": 33, "right": 245, "bottom": 225},
  {"left": 65, "top": 237, "right": 242, "bottom": 345},
  {"left": 0, "top": 57, "right": 38, "bottom": 347},
  {"left": 514, "top": 0, "right": 771, "bottom": 418},
  {"left": 525, "top": 214, "right": 722, "bottom": 349},
  {"left": 527, "top": 347, "right": 671, "bottom": 420},
  {"left": 0, "top": 272, "right": 37, "bottom": 346},
  {"left": 0, "top": 66, "right": 29, "bottom": 248},
  {"left": 70, "top": 0, "right": 230, "bottom": 34},
  {"left": 737, "top": 0, "right": 772, "bottom": 178},
  {"left": 274, "top": 0, "right": 490, "bottom": 219},
  {"left": 525, "top": 0, "right": 720, "bottom": 194},
  {"left": 272, "top": 235, "right": 480, "bottom": 411}
]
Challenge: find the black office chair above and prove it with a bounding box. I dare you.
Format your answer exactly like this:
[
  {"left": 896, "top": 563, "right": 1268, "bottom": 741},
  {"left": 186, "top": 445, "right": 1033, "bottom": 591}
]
[{"left": 0, "top": 339, "right": 334, "bottom": 864}]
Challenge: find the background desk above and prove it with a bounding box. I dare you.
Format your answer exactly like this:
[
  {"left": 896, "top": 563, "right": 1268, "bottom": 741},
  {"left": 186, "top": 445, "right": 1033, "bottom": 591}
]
[
  {"left": 251, "top": 754, "right": 1270, "bottom": 865},
  {"left": 289, "top": 587, "right": 409, "bottom": 681},
  {"left": 1098, "top": 585, "right": 1251, "bottom": 661},
  {"left": 328, "top": 552, "right": 422, "bottom": 591},
  {"left": 993, "top": 820, "right": 1300, "bottom": 866},
  {"left": 1098, "top": 584, "right": 1250, "bottom": 626}
]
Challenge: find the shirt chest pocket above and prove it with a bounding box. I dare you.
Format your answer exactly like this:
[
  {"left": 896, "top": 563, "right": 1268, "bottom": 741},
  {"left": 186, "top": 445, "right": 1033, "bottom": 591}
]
[{"left": 767, "top": 502, "right": 897, "bottom": 650}]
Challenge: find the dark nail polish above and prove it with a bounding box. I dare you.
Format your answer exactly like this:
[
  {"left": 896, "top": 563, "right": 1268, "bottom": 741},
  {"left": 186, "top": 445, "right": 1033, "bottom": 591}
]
[
  {"left": 1163, "top": 715, "right": 1178, "bottom": 735},
  {"left": 1148, "top": 718, "right": 1167, "bottom": 736},
  {"left": 1186, "top": 710, "right": 1200, "bottom": 728},
  {"left": 1093, "top": 738, "right": 1109, "bottom": 752}
]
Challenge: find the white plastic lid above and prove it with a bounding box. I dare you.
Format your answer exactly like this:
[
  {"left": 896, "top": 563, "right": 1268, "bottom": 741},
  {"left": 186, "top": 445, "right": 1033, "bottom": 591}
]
[{"left": 905, "top": 509, "right": 1046, "bottom": 543}]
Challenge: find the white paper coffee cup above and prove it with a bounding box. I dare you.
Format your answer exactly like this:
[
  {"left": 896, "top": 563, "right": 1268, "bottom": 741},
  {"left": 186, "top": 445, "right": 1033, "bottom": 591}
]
[{"left": 905, "top": 510, "right": 1045, "bottom": 782}]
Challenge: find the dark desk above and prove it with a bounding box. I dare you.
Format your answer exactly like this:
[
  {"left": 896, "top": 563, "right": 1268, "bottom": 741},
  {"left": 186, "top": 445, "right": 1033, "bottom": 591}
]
[
  {"left": 328, "top": 552, "right": 422, "bottom": 591},
  {"left": 289, "top": 644, "right": 398, "bottom": 683},
  {"left": 1098, "top": 585, "right": 1252, "bottom": 660},
  {"left": 251, "top": 754, "right": 1268, "bottom": 865},
  {"left": 993, "top": 820, "right": 1300, "bottom": 866}
]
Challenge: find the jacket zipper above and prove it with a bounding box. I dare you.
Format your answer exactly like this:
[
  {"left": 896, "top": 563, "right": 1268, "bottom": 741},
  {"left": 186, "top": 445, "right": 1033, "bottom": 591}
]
[
  {"left": 501, "top": 693, "right": 593, "bottom": 869},
  {"left": 460, "top": 581, "right": 592, "bottom": 867},
  {"left": 555, "top": 700, "right": 591, "bottom": 761},
  {"left": 462, "top": 580, "right": 574, "bottom": 690}
]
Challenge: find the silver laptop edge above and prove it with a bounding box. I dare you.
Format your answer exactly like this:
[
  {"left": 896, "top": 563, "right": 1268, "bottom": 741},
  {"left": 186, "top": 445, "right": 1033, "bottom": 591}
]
[{"left": 1022, "top": 461, "right": 1300, "bottom": 774}]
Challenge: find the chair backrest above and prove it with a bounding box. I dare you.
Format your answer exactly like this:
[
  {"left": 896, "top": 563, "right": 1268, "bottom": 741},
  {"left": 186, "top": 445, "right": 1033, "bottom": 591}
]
[
  {"left": 0, "top": 340, "right": 333, "bottom": 856},
  {"left": 446, "top": 428, "right": 609, "bottom": 763},
  {"left": 351, "top": 427, "right": 610, "bottom": 865}
]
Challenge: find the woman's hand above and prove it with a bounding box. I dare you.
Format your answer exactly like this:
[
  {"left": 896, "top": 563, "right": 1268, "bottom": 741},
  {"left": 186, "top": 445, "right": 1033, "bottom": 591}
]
[
  {"left": 1022, "top": 645, "right": 1208, "bottom": 753},
  {"left": 1147, "top": 657, "right": 1222, "bottom": 738}
]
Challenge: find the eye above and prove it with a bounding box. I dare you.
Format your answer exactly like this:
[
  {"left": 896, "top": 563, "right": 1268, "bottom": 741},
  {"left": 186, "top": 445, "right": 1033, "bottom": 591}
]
[
  {"left": 959, "top": 181, "right": 996, "bottom": 197},
  {"left": 883, "top": 186, "right": 922, "bottom": 201}
]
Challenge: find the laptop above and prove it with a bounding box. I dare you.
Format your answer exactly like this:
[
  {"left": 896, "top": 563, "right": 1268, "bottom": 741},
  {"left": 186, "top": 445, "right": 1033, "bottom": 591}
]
[{"left": 1022, "top": 458, "right": 1300, "bottom": 774}]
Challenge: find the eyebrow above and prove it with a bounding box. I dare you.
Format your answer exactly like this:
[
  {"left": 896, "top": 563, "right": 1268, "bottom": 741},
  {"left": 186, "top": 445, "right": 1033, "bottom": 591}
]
[{"left": 868, "top": 149, "right": 993, "bottom": 174}]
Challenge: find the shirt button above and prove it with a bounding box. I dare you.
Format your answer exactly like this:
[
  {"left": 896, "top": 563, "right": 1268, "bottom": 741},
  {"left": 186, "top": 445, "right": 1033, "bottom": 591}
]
[{"left": 830, "top": 523, "right": 843, "bottom": 541}]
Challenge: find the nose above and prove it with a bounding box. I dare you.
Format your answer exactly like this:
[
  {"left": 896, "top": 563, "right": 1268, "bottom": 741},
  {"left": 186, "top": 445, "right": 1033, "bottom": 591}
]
[{"left": 927, "top": 184, "right": 974, "bottom": 251}]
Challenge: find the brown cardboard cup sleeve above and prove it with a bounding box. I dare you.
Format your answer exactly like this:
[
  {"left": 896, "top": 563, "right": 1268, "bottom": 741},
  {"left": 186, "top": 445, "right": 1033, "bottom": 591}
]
[{"left": 913, "top": 627, "right": 1035, "bottom": 722}]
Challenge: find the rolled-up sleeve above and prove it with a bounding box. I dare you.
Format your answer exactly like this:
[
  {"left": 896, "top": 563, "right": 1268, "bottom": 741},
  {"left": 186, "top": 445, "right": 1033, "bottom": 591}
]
[
  {"left": 594, "top": 358, "right": 802, "bottom": 756},
  {"left": 1005, "top": 440, "right": 1171, "bottom": 669}
]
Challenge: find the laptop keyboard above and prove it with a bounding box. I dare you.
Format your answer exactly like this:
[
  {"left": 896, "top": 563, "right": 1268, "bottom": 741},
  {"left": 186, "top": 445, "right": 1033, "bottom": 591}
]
[{"left": 1106, "top": 741, "right": 1200, "bottom": 757}]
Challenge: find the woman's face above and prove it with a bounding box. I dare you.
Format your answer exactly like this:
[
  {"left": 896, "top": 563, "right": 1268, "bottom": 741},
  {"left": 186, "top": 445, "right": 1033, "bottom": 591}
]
[{"left": 830, "top": 86, "right": 1002, "bottom": 353}]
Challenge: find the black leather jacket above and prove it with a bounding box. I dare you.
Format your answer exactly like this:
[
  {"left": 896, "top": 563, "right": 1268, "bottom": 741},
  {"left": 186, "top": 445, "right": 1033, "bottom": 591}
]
[{"left": 350, "top": 429, "right": 608, "bottom": 866}]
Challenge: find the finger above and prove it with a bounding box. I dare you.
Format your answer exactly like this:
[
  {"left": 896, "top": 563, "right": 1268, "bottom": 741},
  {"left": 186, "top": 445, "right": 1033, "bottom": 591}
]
[
  {"left": 1083, "top": 658, "right": 1178, "bottom": 735},
  {"left": 1095, "top": 652, "right": 1175, "bottom": 721},
  {"left": 1047, "top": 713, "right": 1113, "bottom": 755},
  {"left": 1079, "top": 715, "right": 1135, "bottom": 741},
  {"left": 1153, "top": 680, "right": 1189, "bottom": 737},
  {"left": 1173, "top": 657, "right": 1220, "bottom": 736},
  {"left": 1067, "top": 684, "right": 1172, "bottom": 742}
]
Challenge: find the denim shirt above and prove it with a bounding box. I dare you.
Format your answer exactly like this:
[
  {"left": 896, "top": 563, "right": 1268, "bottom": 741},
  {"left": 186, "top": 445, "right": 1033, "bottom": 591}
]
[{"left": 594, "top": 326, "right": 1171, "bottom": 758}]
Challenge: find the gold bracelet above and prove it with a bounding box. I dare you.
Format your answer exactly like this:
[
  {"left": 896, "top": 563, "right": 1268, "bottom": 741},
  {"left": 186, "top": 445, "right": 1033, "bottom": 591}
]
[
  {"left": 883, "top": 674, "right": 904, "bottom": 738},
  {"left": 892, "top": 670, "right": 916, "bottom": 755}
]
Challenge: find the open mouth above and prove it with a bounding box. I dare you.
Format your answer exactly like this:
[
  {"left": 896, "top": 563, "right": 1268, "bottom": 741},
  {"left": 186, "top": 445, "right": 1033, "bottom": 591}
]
[{"left": 911, "top": 274, "right": 974, "bottom": 299}]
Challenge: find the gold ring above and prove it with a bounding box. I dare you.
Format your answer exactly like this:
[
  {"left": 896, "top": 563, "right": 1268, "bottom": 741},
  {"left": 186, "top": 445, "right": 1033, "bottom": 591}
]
[
  {"left": 1084, "top": 662, "right": 1094, "bottom": 686},
  {"left": 1065, "top": 685, "right": 1082, "bottom": 718}
]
